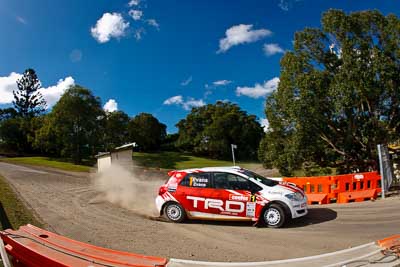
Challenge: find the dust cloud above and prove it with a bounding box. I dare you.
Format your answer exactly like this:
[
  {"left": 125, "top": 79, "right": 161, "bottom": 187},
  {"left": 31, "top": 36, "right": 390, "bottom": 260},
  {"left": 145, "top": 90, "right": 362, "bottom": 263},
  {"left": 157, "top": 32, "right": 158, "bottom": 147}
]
[{"left": 91, "top": 164, "right": 165, "bottom": 217}]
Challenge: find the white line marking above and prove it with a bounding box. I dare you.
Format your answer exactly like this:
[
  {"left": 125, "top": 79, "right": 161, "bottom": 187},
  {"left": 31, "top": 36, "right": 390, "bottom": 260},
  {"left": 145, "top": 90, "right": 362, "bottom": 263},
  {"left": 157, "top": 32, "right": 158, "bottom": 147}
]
[{"left": 168, "top": 242, "right": 377, "bottom": 266}]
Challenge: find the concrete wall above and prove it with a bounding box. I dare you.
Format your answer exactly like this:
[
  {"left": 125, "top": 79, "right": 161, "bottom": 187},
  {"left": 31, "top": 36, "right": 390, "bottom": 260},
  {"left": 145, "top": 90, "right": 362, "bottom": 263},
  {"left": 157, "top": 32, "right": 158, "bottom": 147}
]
[
  {"left": 110, "top": 149, "right": 133, "bottom": 170},
  {"left": 97, "top": 156, "right": 112, "bottom": 172}
]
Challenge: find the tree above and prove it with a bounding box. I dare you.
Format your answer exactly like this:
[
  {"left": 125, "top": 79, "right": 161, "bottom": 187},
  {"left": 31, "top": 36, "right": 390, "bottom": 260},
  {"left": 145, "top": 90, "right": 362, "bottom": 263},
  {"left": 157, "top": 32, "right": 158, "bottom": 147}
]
[
  {"left": 0, "top": 111, "right": 43, "bottom": 154},
  {"left": 13, "top": 69, "right": 46, "bottom": 118},
  {"left": 258, "top": 9, "right": 400, "bottom": 175},
  {"left": 48, "top": 85, "right": 105, "bottom": 163},
  {"left": 33, "top": 114, "right": 62, "bottom": 156},
  {"left": 0, "top": 108, "right": 17, "bottom": 121},
  {"left": 104, "top": 110, "right": 130, "bottom": 151},
  {"left": 128, "top": 113, "right": 166, "bottom": 151},
  {"left": 176, "top": 101, "right": 264, "bottom": 160},
  {"left": 0, "top": 118, "right": 25, "bottom": 153}
]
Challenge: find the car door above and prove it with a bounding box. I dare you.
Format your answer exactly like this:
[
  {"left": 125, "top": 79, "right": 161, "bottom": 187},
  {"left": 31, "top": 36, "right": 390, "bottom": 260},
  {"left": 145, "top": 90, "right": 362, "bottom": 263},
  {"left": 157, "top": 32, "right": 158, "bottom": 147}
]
[
  {"left": 211, "top": 172, "right": 261, "bottom": 218},
  {"left": 175, "top": 172, "right": 213, "bottom": 217}
]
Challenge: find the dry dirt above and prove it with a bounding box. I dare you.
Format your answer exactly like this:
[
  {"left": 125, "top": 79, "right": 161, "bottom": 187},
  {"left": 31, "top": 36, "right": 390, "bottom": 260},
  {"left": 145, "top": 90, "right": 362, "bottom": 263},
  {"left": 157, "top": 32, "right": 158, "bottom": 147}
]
[{"left": 0, "top": 161, "right": 399, "bottom": 262}]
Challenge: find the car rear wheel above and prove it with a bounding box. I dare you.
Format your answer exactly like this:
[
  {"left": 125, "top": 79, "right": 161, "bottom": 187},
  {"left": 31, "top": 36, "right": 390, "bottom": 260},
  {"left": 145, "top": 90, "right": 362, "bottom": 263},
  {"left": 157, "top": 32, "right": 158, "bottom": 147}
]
[
  {"left": 263, "top": 203, "right": 286, "bottom": 228},
  {"left": 164, "top": 202, "right": 186, "bottom": 223}
]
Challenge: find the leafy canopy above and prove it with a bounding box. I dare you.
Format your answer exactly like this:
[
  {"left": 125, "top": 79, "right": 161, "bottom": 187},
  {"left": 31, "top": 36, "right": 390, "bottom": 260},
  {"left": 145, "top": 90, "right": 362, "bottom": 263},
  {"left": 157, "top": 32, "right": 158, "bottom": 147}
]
[
  {"left": 259, "top": 9, "right": 400, "bottom": 175},
  {"left": 176, "top": 101, "right": 263, "bottom": 160},
  {"left": 128, "top": 113, "right": 166, "bottom": 151}
]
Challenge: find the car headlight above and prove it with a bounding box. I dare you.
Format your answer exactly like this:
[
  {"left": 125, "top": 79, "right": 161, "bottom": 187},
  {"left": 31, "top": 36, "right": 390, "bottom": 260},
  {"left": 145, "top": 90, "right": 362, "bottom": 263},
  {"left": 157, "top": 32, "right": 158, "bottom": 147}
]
[{"left": 285, "top": 192, "right": 304, "bottom": 202}]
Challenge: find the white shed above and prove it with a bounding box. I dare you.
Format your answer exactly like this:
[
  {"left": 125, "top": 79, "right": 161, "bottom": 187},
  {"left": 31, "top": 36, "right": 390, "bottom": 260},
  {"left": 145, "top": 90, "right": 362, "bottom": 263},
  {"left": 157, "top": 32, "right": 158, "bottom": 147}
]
[{"left": 95, "top": 142, "right": 137, "bottom": 172}]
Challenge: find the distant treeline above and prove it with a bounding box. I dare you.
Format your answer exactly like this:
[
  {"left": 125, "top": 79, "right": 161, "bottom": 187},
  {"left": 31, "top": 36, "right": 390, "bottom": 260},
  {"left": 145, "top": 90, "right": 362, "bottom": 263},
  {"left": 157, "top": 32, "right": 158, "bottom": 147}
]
[
  {"left": 2, "top": 9, "right": 399, "bottom": 176},
  {"left": 0, "top": 69, "right": 264, "bottom": 164}
]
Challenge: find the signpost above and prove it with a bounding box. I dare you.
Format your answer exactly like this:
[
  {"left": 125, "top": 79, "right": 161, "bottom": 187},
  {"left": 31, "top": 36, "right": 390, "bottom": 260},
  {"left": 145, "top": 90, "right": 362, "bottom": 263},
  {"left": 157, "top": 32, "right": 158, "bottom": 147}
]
[
  {"left": 377, "top": 144, "right": 394, "bottom": 199},
  {"left": 231, "top": 144, "right": 237, "bottom": 166}
]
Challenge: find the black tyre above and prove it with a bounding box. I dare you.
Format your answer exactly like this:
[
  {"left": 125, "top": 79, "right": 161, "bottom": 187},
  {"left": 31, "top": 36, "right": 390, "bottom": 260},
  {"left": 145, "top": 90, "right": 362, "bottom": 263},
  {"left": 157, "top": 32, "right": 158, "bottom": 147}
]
[
  {"left": 262, "top": 203, "right": 286, "bottom": 228},
  {"left": 163, "top": 202, "right": 186, "bottom": 223}
]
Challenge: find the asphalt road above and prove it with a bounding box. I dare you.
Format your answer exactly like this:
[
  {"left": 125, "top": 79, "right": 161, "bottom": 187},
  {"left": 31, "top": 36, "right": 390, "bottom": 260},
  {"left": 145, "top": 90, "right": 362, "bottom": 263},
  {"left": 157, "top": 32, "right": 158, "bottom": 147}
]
[{"left": 0, "top": 162, "right": 399, "bottom": 262}]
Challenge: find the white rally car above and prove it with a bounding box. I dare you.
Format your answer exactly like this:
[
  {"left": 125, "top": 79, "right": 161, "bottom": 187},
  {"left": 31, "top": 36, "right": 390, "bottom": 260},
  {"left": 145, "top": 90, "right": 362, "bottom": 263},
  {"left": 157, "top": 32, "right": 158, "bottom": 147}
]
[{"left": 156, "top": 166, "right": 308, "bottom": 228}]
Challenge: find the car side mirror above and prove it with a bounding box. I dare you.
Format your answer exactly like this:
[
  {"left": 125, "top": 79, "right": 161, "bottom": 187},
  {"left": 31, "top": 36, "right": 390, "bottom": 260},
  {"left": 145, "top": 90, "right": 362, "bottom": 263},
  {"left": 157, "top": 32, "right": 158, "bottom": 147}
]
[{"left": 250, "top": 188, "right": 258, "bottom": 195}]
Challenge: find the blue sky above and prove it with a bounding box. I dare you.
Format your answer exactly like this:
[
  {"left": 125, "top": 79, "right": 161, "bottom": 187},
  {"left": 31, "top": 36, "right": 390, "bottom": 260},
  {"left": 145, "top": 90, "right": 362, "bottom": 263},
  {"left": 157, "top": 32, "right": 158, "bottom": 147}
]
[{"left": 0, "top": 0, "right": 398, "bottom": 132}]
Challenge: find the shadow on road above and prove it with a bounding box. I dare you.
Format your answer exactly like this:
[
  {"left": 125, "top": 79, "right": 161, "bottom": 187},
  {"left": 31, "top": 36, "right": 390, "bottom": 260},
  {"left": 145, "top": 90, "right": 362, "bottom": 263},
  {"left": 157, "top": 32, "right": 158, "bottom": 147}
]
[
  {"left": 0, "top": 202, "right": 12, "bottom": 230},
  {"left": 174, "top": 207, "right": 337, "bottom": 228},
  {"left": 287, "top": 207, "right": 337, "bottom": 228}
]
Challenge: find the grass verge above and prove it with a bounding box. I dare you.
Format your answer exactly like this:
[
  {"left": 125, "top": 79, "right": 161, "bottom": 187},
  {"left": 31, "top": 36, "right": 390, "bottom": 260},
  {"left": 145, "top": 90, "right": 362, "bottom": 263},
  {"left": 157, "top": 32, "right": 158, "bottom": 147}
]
[
  {"left": 133, "top": 151, "right": 263, "bottom": 170},
  {"left": 0, "top": 157, "right": 91, "bottom": 172},
  {"left": 0, "top": 175, "right": 43, "bottom": 231}
]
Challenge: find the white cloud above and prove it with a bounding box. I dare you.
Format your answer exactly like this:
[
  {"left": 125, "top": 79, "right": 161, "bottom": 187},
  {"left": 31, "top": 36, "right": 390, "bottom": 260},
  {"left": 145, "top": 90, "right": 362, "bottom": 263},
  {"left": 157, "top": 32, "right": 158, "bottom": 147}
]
[
  {"left": 182, "top": 98, "right": 205, "bottom": 110},
  {"left": 163, "top": 95, "right": 205, "bottom": 110},
  {"left": 163, "top": 95, "right": 183, "bottom": 105},
  {"left": 16, "top": 16, "right": 27, "bottom": 24},
  {"left": 263, "top": 43, "right": 284, "bottom": 56},
  {"left": 103, "top": 99, "right": 118, "bottom": 112},
  {"left": 134, "top": 28, "right": 145, "bottom": 40},
  {"left": 147, "top": 19, "right": 160, "bottom": 31},
  {"left": 217, "top": 24, "right": 272, "bottom": 53},
  {"left": 278, "top": 0, "right": 290, "bottom": 11},
  {"left": 236, "top": 77, "right": 279, "bottom": 98},
  {"left": 181, "top": 76, "right": 192, "bottom": 86},
  {"left": 213, "top": 80, "right": 232, "bottom": 86},
  {"left": 128, "top": 0, "right": 140, "bottom": 7},
  {"left": 39, "top": 77, "right": 75, "bottom": 107},
  {"left": 278, "top": 0, "right": 301, "bottom": 11},
  {"left": 91, "top": 13, "right": 130, "bottom": 43},
  {"left": 0, "top": 73, "right": 74, "bottom": 107},
  {"left": 259, "top": 118, "right": 270, "bottom": 132},
  {"left": 147, "top": 19, "right": 160, "bottom": 30},
  {"left": 0, "top": 72, "right": 22, "bottom": 104},
  {"left": 128, "top": 9, "right": 143, "bottom": 20}
]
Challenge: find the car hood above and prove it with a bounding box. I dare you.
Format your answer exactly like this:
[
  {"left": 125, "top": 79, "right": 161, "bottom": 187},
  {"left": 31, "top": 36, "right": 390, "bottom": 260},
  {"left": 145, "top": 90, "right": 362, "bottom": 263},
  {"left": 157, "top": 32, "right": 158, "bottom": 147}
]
[{"left": 260, "top": 182, "right": 304, "bottom": 197}]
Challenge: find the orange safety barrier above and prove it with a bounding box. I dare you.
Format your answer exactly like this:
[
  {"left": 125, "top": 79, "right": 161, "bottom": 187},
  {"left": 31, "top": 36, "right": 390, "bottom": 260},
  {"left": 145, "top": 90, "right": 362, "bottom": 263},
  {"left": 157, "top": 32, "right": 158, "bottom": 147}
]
[
  {"left": 333, "top": 172, "right": 381, "bottom": 203},
  {"left": 284, "top": 176, "right": 336, "bottom": 205},
  {"left": 283, "top": 172, "right": 382, "bottom": 205},
  {"left": 0, "top": 224, "right": 168, "bottom": 267},
  {"left": 378, "top": 234, "right": 400, "bottom": 256}
]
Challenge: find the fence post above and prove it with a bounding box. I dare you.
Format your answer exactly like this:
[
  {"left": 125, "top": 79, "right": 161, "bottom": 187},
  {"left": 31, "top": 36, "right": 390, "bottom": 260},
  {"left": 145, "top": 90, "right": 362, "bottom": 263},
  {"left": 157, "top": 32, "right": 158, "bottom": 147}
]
[{"left": 378, "top": 144, "right": 386, "bottom": 199}]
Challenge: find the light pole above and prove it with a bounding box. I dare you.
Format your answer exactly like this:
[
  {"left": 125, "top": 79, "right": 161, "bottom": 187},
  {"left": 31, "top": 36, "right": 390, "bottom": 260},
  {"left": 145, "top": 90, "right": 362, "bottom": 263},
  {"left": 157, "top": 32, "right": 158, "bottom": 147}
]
[{"left": 231, "top": 144, "right": 237, "bottom": 166}]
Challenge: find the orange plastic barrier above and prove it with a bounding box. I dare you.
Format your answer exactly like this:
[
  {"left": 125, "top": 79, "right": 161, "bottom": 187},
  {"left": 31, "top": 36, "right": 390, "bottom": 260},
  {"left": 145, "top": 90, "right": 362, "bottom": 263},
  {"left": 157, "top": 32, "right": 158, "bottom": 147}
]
[
  {"left": 378, "top": 234, "right": 400, "bottom": 255},
  {"left": 334, "top": 172, "right": 381, "bottom": 203},
  {"left": 283, "top": 172, "right": 382, "bottom": 205},
  {"left": 284, "top": 177, "right": 336, "bottom": 205},
  {"left": 0, "top": 224, "right": 167, "bottom": 267}
]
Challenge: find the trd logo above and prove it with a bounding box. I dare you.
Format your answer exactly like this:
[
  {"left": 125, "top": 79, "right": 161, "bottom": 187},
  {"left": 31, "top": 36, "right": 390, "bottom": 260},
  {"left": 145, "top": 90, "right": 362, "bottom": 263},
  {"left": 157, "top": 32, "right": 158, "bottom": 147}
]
[{"left": 187, "top": 196, "right": 245, "bottom": 213}]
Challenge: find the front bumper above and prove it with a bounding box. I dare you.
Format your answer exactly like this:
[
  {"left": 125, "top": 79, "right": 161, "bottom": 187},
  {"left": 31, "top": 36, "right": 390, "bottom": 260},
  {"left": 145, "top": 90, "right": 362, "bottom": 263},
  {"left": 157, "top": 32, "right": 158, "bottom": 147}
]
[
  {"left": 290, "top": 199, "right": 308, "bottom": 219},
  {"left": 155, "top": 195, "right": 165, "bottom": 214}
]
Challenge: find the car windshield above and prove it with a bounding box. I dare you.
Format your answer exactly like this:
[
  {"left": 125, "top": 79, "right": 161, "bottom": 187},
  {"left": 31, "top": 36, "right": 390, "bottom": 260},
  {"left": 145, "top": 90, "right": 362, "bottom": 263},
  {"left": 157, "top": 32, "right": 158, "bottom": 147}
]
[{"left": 239, "top": 169, "right": 279, "bottom": 187}]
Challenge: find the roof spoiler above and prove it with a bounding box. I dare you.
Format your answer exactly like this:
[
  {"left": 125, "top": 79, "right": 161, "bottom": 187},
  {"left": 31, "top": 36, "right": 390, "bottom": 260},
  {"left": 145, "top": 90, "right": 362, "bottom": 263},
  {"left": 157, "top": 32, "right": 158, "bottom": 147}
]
[{"left": 168, "top": 170, "right": 177, "bottom": 177}]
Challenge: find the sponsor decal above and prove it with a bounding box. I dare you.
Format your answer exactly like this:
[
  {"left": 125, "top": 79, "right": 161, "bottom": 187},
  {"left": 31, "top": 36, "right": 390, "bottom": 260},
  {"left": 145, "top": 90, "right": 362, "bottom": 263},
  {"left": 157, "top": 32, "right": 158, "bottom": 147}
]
[
  {"left": 354, "top": 174, "right": 364, "bottom": 179},
  {"left": 189, "top": 176, "right": 208, "bottom": 187},
  {"left": 229, "top": 194, "right": 250, "bottom": 202},
  {"left": 187, "top": 196, "right": 245, "bottom": 213},
  {"left": 168, "top": 184, "right": 177, "bottom": 192},
  {"left": 246, "top": 202, "right": 256, "bottom": 217},
  {"left": 268, "top": 191, "right": 282, "bottom": 195}
]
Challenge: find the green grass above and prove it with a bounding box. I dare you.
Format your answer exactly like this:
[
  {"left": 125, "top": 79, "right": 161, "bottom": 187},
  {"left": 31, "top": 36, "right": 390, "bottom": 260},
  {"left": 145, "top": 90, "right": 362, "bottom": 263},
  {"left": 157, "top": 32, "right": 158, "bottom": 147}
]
[
  {"left": 0, "top": 175, "right": 43, "bottom": 231},
  {"left": 0, "top": 157, "right": 92, "bottom": 172},
  {"left": 133, "top": 151, "right": 262, "bottom": 170}
]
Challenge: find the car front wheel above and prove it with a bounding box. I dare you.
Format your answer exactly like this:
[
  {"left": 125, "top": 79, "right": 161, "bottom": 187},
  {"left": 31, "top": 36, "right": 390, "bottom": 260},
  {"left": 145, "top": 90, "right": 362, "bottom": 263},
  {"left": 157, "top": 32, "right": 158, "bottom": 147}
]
[
  {"left": 164, "top": 202, "right": 186, "bottom": 223},
  {"left": 263, "top": 204, "right": 286, "bottom": 228}
]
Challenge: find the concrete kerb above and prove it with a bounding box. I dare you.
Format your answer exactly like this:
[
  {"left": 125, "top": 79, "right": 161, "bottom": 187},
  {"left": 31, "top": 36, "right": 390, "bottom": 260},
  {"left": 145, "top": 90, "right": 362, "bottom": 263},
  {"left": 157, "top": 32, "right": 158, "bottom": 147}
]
[{"left": 167, "top": 241, "right": 399, "bottom": 267}]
